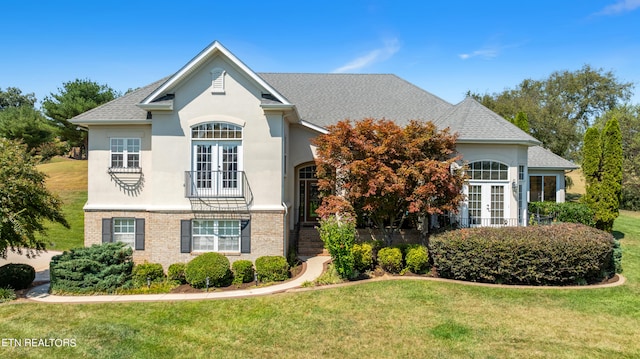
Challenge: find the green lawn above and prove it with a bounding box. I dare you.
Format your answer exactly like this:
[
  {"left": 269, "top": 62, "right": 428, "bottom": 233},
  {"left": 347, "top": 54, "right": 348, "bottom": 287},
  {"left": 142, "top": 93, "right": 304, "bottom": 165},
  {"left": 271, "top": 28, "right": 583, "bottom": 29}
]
[
  {"left": 35, "top": 157, "right": 87, "bottom": 251},
  {"left": 1, "top": 211, "right": 638, "bottom": 358}
]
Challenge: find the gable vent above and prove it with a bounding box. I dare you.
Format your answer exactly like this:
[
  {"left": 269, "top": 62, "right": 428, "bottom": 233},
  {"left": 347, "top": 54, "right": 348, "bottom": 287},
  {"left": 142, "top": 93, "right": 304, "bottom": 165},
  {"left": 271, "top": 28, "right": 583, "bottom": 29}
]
[{"left": 211, "top": 68, "right": 225, "bottom": 94}]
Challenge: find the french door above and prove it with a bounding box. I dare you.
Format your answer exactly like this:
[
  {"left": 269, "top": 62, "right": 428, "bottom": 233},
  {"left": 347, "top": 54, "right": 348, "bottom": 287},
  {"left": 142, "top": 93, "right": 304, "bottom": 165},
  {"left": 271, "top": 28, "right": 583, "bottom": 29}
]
[
  {"left": 192, "top": 141, "right": 241, "bottom": 197},
  {"left": 467, "top": 183, "right": 509, "bottom": 226}
]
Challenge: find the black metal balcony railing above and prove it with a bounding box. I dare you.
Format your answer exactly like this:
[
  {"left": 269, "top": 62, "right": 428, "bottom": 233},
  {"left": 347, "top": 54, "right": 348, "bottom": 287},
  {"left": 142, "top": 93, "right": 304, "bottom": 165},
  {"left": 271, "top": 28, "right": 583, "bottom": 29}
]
[{"left": 185, "top": 171, "right": 251, "bottom": 201}]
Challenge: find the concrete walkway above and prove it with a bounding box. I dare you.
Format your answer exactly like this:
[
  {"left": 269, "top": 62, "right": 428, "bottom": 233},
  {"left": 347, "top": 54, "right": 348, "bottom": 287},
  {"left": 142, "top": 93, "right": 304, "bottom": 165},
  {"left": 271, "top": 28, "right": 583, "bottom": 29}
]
[
  {"left": 25, "top": 256, "right": 331, "bottom": 303},
  {"left": 0, "top": 250, "right": 61, "bottom": 283}
]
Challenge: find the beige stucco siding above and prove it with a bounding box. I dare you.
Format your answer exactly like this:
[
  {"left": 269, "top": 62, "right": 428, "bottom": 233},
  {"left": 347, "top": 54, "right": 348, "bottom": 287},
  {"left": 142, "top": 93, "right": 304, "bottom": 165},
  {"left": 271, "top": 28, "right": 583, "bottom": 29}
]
[{"left": 85, "top": 125, "right": 152, "bottom": 209}]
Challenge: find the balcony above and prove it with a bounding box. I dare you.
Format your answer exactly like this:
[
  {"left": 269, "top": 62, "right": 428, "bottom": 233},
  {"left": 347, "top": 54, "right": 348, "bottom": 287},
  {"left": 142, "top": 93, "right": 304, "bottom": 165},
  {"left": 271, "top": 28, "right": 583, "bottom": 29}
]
[{"left": 185, "top": 170, "right": 252, "bottom": 201}]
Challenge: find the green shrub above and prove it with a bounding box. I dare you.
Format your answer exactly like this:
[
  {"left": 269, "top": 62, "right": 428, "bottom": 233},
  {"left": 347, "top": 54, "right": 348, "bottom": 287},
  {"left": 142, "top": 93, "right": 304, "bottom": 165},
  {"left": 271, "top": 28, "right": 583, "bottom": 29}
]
[
  {"left": 0, "top": 288, "right": 17, "bottom": 303},
  {"left": 405, "top": 245, "right": 429, "bottom": 274},
  {"left": 49, "top": 242, "right": 133, "bottom": 294},
  {"left": 430, "top": 223, "right": 616, "bottom": 285},
  {"left": 318, "top": 215, "right": 356, "bottom": 279},
  {"left": 132, "top": 262, "right": 165, "bottom": 287},
  {"left": 0, "top": 263, "right": 36, "bottom": 290},
  {"left": 255, "top": 256, "right": 289, "bottom": 282},
  {"left": 185, "top": 252, "right": 232, "bottom": 288},
  {"left": 377, "top": 247, "right": 403, "bottom": 274},
  {"left": 352, "top": 242, "right": 374, "bottom": 272},
  {"left": 232, "top": 260, "right": 255, "bottom": 285},
  {"left": 528, "top": 202, "right": 595, "bottom": 227},
  {"left": 314, "top": 264, "right": 343, "bottom": 285},
  {"left": 168, "top": 263, "right": 187, "bottom": 284}
]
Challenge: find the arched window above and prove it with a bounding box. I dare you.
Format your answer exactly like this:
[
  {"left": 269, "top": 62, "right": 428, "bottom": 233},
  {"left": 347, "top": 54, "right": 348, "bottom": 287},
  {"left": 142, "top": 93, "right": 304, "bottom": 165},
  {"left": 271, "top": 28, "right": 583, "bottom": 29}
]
[
  {"left": 191, "top": 122, "right": 242, "bottom": 139},
  {"left": 467, "top": 161, "right": 508, "bottom": 181}
]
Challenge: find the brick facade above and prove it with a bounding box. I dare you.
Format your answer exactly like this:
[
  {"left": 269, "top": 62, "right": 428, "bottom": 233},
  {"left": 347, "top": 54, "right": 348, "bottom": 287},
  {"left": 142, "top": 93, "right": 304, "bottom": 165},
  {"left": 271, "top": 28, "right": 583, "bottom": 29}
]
[{"left": 85, "top": 210, "right": 286, "bottom": 270}]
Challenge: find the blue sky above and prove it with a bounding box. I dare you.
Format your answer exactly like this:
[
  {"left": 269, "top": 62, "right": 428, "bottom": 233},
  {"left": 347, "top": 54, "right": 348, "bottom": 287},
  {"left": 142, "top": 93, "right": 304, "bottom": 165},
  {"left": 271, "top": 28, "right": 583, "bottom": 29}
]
[{"left": 2, "top": 0, "right": 639, "bottom": 106}]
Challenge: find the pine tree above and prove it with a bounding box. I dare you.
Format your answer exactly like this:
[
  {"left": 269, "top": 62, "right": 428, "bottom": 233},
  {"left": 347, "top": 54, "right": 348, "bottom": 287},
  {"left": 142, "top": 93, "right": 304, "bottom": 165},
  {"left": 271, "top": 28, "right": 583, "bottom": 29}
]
[{"left": 582, "top": 118, "right": 623, "bottom": 231}]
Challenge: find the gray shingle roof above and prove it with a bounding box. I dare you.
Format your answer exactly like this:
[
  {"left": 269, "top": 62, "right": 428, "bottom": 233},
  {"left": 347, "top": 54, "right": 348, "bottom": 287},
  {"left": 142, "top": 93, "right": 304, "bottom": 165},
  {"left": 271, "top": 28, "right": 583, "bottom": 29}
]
[
  {"left": 72, "top": 77, "right": 169, "bottom": 121},
  {"left": 71, "top": 73, "right": 540, "bottom": 145},
  {"left": 528, "top": 145, "right": 579, "bottom": 169},
  {"left": 434, "top": 97, "right": 540, "bottom": 144},
  {"left": 257, "top": 73, "right": 453, "bottom": 128}
]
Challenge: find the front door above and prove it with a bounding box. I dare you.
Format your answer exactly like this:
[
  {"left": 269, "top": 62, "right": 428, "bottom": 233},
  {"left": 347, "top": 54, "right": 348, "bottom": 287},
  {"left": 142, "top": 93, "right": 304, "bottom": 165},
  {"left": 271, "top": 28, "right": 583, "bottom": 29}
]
[
  {"left": 192, "top": 141, "right": 241, "bottom": 197},
  {"left": 305, "top": 181, "right": 320, "bottom": 222},
  {"left": 467, "top": 183, "right": 509, "bottom": 226},
  {"left": 298, "top": 165, "right": 320, "bottom": 223}
]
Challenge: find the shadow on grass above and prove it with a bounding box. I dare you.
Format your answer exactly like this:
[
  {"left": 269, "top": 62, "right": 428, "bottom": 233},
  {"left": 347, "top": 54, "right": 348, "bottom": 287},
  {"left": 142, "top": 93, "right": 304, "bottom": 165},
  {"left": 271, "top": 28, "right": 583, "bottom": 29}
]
[{"left": 612, "top": 230, "right": 625, "bottom": 240}]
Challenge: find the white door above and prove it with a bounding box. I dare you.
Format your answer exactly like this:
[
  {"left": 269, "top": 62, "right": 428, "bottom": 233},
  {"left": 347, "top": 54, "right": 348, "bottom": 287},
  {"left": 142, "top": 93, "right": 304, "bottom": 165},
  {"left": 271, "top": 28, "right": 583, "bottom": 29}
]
[
  {"left": 192, "top": 141, "right": 241, "bottom": 197},
  {"left": 467, "top": 183, "right": 509, "bottom": 226}
]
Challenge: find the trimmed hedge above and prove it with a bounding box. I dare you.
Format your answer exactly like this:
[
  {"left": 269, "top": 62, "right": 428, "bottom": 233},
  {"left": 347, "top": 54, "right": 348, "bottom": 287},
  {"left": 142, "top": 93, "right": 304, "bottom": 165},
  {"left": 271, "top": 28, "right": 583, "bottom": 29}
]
[
  {"left": 0, "top": 263, "right": 36, "bottom": 290},
  {"left": 168, "top": 263, "right": 187, "bottom": 284},
  {"left": 430, "top": 223, "right": 617, "bottom": 285},
  {"left": 185, "top": 252, "right": 232, "bottom": 288},
  {"left": 50, "top": 242, "right": 133, "bottom": 294},
  {"left": 377, "top": 247, "right": 403, "bottom": 274},
  {"left": 528, "top": 202, "right": 595, "bottom": 227},
  {"left": 255, "top": 256, "right": 289, "bottom": 282},
  {"left": 132, "top": 262, "right": 165, "bottom": 287},
  {"left": 405, "top": 245, "right": 429, "bottom": 274},
  {"left": 232, "top": 260, "right": 255, "bottom": 284}
]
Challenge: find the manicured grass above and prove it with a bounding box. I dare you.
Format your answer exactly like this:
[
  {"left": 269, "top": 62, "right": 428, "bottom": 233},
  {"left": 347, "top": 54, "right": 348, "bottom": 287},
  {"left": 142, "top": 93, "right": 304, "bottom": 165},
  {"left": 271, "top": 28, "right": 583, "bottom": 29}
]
[
  {"left": 35, "top": 158, "right": 87, "bottom": 251},
  {"left": 1, "top": 212, "right": 639, "bottom": 358}
]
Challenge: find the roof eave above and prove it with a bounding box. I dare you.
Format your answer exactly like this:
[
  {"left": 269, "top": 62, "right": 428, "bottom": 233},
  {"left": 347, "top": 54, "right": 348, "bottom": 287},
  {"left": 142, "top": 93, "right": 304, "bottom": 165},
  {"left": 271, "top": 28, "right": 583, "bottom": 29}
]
[
  {"left": 529, "top": 166, "right": 579, "bottom": 171},
  {"left": 69, "top": 119, "right": 151, "bottom": 126},
  {"left": 299, "top": 120, "right": 328, "bottom": 134},
  {"left": 457, "top": 138, "right": 542, "bottom": 146},
  {"left": 137, "top": 102, "right": 174, "bottom": 111}
]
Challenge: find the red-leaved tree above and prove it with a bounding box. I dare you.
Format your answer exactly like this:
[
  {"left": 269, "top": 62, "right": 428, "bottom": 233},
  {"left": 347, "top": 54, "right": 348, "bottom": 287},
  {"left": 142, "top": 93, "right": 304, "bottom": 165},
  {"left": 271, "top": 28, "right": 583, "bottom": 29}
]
[{"left": 312, "top": 118, "right": 465, "bottom": 245}]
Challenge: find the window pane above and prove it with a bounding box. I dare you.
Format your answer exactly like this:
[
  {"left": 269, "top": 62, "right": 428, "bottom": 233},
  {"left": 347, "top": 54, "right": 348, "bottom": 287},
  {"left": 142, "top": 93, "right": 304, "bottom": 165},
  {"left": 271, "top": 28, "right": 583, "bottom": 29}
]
[
  {"left": 530, "top": 176, "right": 543, "bottom": 202},
  {"left": 544, "top": 176, "right": 557, "bottom": 202},
  {"left": 113, "top": 218, "right": 135, "bottom": 248}
]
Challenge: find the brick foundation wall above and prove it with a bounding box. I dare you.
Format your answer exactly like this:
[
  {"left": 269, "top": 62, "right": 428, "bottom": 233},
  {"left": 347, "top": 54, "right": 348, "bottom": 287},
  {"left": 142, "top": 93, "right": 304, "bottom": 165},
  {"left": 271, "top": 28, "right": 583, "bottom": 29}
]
[{"left": 85, "top": 210, "right": 286, "bottom": 270}]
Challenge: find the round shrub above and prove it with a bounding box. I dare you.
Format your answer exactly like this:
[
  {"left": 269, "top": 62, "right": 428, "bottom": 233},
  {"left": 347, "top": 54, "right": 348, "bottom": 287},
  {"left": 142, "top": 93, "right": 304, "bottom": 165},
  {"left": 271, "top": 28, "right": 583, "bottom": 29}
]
[
  {"left": 132, "top": 262, "right": 165, "bottom": 287},
  {"left": 255, "top": 256, "right": 289, "bottom": 282},
  {"left": 405, "top": 245, "right": 429, "bottom": 274},
  {"left": 232, "top": 260, "right": 255, "bottom": 284},
  {"left": 430, "top": 223, "right": 617, "bottom": 285},
  {"left": 185, "top": 253, "right": 232, "bottom": 288},
  {"left": 352, "top": 242, "right": 373, "bottom": 272},
  {"left": 0, "top": 263, "right": 36, "bottom": 290},
  {"left": 168, "top": 263, "right": 187, "bottom": 284},
  {"left": 377, "top": 247, "right": 403, "bottom": 274}
]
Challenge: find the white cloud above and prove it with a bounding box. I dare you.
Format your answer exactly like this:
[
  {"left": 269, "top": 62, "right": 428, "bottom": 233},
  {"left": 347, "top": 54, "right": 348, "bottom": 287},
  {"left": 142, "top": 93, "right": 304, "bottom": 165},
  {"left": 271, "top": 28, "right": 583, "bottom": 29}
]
[
  {"left": 594, "top": 0, "right": 640, "bottom": 16},
  {"left": 458, "top": 48, "right": 499, "bottom": 60},
  {"left": 332, "top": 38, "right": 400, "bottom": 73}
]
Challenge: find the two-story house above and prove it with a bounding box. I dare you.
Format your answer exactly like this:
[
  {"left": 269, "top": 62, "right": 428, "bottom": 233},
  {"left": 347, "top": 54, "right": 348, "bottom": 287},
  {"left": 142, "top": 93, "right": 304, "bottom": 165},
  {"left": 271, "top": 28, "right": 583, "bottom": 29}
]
[{"left": 71, "top": 41, "right": 577, "bottom": 268}]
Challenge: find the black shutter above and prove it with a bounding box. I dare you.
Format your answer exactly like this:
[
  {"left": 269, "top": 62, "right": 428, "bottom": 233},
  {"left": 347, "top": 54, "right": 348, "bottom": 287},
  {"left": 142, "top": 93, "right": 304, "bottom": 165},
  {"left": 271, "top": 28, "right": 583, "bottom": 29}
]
[
  {"left": 241, "top": 219, "right": 251, "bottom": 253},
  {"left": 102, "top": 218, "right": 113, "bottom": 243},
  {"left": 180, "top": 220, "right": 192, "bottom": 253},
  {"left": 135, "top": 218, "right": 145, "bottom": 250}
]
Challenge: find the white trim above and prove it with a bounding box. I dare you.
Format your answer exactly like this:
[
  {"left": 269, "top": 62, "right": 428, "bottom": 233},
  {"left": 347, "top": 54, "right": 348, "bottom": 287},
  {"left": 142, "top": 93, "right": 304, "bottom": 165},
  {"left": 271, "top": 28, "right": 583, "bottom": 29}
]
[
  {"left": 141, "top": 41, "right": 291, "bottom": 106},
  {"left": 137, "top": 102, "right": 173, "bottom": 111},
  {"left": 70, "top": 119, "right": 152, "bottom": 126},
  {"left": 299, "top": 120, "right": 328, "bottom": 134}
]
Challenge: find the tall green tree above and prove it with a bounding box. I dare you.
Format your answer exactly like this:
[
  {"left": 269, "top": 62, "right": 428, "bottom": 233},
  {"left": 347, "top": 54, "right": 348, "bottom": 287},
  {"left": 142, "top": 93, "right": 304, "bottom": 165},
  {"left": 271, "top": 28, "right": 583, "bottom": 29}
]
[
  {"left": 582, "top": 118, "right": 623, "bottom": 232},
  {"left": 0, "top": 87, "right": 36, "bottom": 110},
  {"left": 511, "top": 111, "right": 530, "bottom": 132},
  {"left": 0, "top": 105, "right": 56, "bottom": 151},
  {"left": 470, "top": 65, "right": 633, "bottom": 159},
  {"left": 597, "top": 105, "right": 640, "bottom": 210},
  {"left": 42, "top": 79, "right": 119, "bottom": 146},
  {"left": 0, "top": 139, "right": 69, "bottom": 258}
]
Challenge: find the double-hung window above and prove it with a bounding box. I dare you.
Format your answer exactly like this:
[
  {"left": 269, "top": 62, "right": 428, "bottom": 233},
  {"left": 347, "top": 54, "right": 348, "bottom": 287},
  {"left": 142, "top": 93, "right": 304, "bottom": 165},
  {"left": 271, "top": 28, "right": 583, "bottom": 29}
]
[
  {"left": 110, "top": 138, "right": 140, "bottom": 169},
  {"left": 192, "top": 220, "right": 241, "bottom": 252},
  {"left": 113, "top": 218, "right": 136, "bottom": 248}
]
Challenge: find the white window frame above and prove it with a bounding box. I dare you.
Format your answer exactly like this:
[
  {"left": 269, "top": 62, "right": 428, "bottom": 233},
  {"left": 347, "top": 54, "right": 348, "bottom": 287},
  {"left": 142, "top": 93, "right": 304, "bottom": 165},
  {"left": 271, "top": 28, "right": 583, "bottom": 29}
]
[
  {"left": 113, "top": 218, "right": 135, "bottom": 248},
  {"left": 110, "top": 138, "right": 141, "bottom": 169},
  {"left": 192, "top": 219, "right": 241, "bottom": 253}
]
